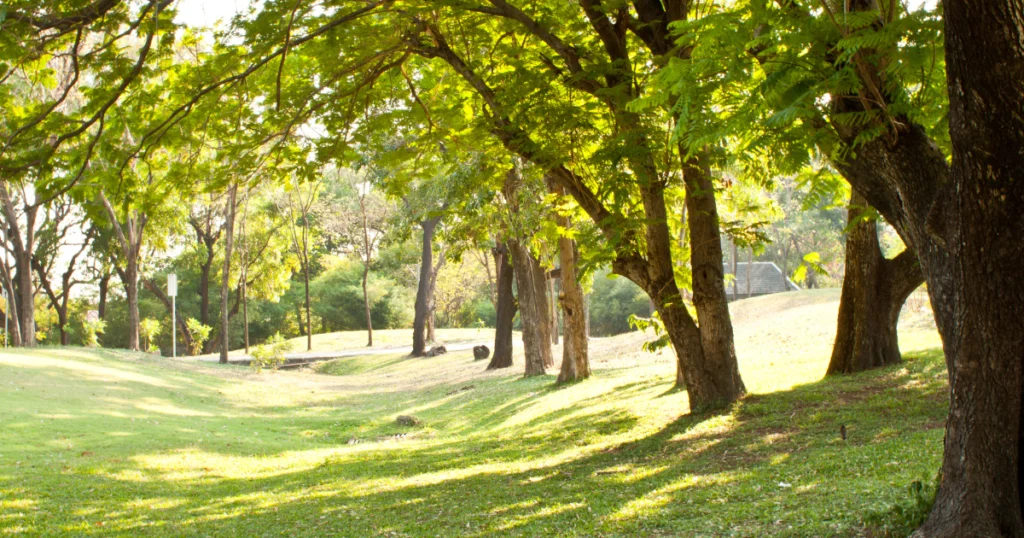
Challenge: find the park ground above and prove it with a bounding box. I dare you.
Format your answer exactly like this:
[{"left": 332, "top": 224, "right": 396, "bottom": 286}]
[{"left": 0, "top": 289, "right": 946, "bottom": 537}]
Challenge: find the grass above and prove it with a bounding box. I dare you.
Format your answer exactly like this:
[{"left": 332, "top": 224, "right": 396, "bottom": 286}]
[
  {"left": 210, "top": 327, "right": 501, "bottom": 359},
  {"left": 0, "top": 290, "right": 947, "bottom": 536}
]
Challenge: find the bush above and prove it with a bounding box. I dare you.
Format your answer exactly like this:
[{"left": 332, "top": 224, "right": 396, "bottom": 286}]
[
  {"left": 250, "top": 333, "right": 292, "bottom": 372},
  {"left": 140, "top": 318, "right": 162, "bottom": 353},
  {"left": 589, "top": 269, "right": 653, "bottom": 336},
  {"left": 185, "top": 318, "right": 212, "bottom": 356},
  {"left": 83, "top": 319, "right": 106, "bottom": 348}
]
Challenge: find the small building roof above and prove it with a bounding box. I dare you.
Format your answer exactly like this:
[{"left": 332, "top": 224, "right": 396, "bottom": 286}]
[{"left": 723, "top": 261, "right": 800, "bottom": 296}]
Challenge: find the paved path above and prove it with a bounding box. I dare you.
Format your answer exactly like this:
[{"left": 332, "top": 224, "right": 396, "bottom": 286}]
[{"left": 194, "top": 340, "right": 498, "bottom": 364}]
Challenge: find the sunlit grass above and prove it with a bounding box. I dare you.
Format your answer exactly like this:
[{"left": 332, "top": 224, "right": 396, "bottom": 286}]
[{"left": 0, "top": 290, "right": 946, "bottom": 536}]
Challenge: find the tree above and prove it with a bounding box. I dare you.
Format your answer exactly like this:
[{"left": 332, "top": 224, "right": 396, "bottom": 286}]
[
  {"left": 826, "top": 191, "right": 924, "bottom": 375},
  {"left": 411, "top": 215, "right": 443, "bottom": 356},
  {"left": 281, "top": 179, "right": 320, "bottom": 352},
  {"left": 218, "top": 183, "right": 238, "bottom": 363},
  {"left": 728, "top": 0, "right": 1023, "bottom": 531},
  {"left": 32, "top": 198, "right": 93, "bottom": 345},
  {"left": 551, "top": 182, "right": 590, "bottom": 384},
  {"left": 487, "top": 241, "right": 517, "bottom": 370}
]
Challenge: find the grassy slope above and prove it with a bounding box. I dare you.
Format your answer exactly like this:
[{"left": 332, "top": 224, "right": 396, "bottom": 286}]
[{"left": 0, "top": 290, "right": 946, "bottom": 537}]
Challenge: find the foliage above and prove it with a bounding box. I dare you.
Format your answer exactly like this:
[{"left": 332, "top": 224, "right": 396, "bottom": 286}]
[
  {"left": 83, "top": 319, "right": 106, "bottom": 348},
  {"left": 185, "top": 318, "right": 212, "bottom": 356},
  {"left": 589, "top": 270, "right": 653, "bottom": 337},
  {"left": 249, "top": 333, "right": 293, "bottom": 372},
  {"left": 140, "top": 318, "right": 162, "bottom": 353},
  {"left": 628, "top": 313, "right": 671, "bottom": 354}
]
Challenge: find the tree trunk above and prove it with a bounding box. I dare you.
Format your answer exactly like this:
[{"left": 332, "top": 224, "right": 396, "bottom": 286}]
[
  {"left": 219, "top": 184, "right": 237, "bottom": 364},
  {"left": 488, "top": 241, "right": 516, "bottom": 370},
  {"left": 242, "top": 275, "right": 250, "bottom": 354},
  {"left": 360, "top": 195, "right": 374, "bottom": 347},
  {"left": 530, "top": 252, "right": 554, "bottom": 368},
  {"left": 302, "top": 222, "right": 312, "bottom": 352},
  {"left": 124, "top": 255, "right": 140, "bottom": 352},
  {"left": 827, "top": 192, "right": 924, "bottom": 375},
  {"left": 554, "top": 192, "right": 589, "bottom": 384},
  {"left": 509, "top": 239, "right": 546, "bottom": 377},
  {"left": 548, "top": 277, "right": 559, "bottom": 345},
  {"left": 98, "top": 272, "right": 110, "bottom": 320},
  {"left": 362, "top": 264, "right": 373, "bottom": 346},
  {"left": 902, "top": 3, "right": 1024, "bottom": 535},
  {"left": 681, "top": 158, "right": 746, "bottom": 405},
  {"left": 13, "top": 252, "right": 34, "bottom": 347},
  {"left": 412, "top": 216, "right": 440, "bottom": 356}
]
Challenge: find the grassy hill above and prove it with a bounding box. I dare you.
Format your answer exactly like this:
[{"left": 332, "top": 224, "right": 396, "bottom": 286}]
[{"left": 0, "top": 290, "right": 946, "bottom": 536}]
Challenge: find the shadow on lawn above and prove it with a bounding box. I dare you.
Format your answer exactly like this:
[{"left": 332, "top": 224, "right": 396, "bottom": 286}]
[{"left": 1, "top": 349, "right": 949, "bottom": 537}]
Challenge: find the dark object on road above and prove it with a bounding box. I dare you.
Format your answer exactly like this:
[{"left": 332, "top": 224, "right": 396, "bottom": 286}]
[
  {"left": 473, "top": 345, "right": 490, "bottom": 360},
  {"left": 396, "top": 415, "right": 421, "bottom": 427},
  {"left": 424, "top": 345, "right": 447, "bottom": 357}
]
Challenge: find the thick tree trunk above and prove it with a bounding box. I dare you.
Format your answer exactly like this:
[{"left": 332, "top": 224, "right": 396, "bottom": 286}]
[
  {"left": 509, "top": 239, "right": 546, "bottom": 377},
  {"left": 488, "top": 241, "right": 516, "bottom": 370},
  {"left": 902, "top": 3, "right": 1024, "bottom": 535},
  {"left": 827, "top": 192, "right": 924, "bottom": 375},
  {"left": 530, "top": 252, "right": 554, "bottom": 368},
  {"left": 412, "top": 216, "right": 440, "bottom": 356},
  {"left": 554, "top": 200, "right": 589, "bottom": 384},
  {"left": 13, "top": 253, "right": 34, "bottom": 347},
  {"left": 219, "top": 185, "right": 237, "bottom": 364},
  {"left": 682, "top": 159, "right": 746, "bottom": 404}
]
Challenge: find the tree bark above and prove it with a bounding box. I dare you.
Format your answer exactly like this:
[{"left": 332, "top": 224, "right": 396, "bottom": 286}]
[
  {"left": 412, "top": 216, "right": 441, "bottom": 356},
  {"left": 219, "top": 184, "right": 237, "bottom": 364},
  {"left": 553, "top": 187, "right": 590, "bottom": 384},
  {"left": 123, "top": 256, "right": 140, "bottom": 351},
  {"left": 509, "top": 238, "right": 546, "bottom": 377},
  {"left": 488, "top": 241, "right": 516, "bottom": 370},
  {"left": 900, "top": 3, "right": 1024, "bottom": 535},
  {"left": 530, "top": 252, "right": 554, "bottom": 368},
  {"left": 98, "top": 272, "right": 110, "bottom": 320},
  {"left": 99, "top": 192, "right": 146, "bottom": 352},
  {"left": 827, "top": 191, "right": 924, "bottom": 375},
  {"left": 0, "top": 184, "right": 37, "bottom": 348},
  {"left": 681, "top": 159, "right": 746, "bottom": 404}
]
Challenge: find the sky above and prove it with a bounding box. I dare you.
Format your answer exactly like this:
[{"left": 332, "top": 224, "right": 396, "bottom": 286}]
[{"left": 174, "top": 0, "right": 252, "bottom": 28}]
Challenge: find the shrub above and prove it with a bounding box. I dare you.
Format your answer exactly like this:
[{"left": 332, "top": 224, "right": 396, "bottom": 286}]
[
  {"left": 83, "top": 319, "right": 106, "bottom": 348},
  {"left": 250, "top": 333, "right": 292, "bottom": 372},
  {"left": 185, "top": 318, "right": 212, "bottom": 356},
  {"left": 140, "top": 318, "right": 162, "bottom": 353}
]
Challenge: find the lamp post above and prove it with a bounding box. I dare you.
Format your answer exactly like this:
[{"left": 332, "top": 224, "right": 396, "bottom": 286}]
[{"left": 168, "top": 274, "right": 178, "bottom": 357}]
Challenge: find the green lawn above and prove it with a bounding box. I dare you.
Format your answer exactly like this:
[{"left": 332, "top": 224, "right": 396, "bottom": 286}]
[
  {"left": 210, "top": 327, "right": 501, "bottom": 359},
  {"left": 0, "top": 290, "right": 946, "bottom": 536}
]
